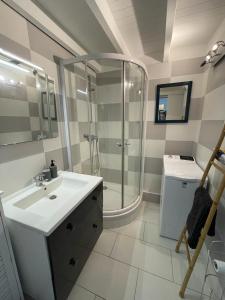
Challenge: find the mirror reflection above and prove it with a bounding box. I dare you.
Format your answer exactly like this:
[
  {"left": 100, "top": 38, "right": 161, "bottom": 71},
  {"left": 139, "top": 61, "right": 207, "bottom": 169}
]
[
  {"left": 0, "top": 49, "right": 58, "bottom": 146},
  {"left": 155, "top": 81, "right": 192, "bottom": 123}
]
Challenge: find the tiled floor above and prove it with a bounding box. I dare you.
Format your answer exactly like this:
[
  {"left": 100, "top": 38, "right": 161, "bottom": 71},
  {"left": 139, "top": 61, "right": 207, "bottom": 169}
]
[
  {"left": 103, "top": 182, "right": 138, "bottom": 211},
  {"left": 68, "top": 201, "right": 211, "bottom": 300}
]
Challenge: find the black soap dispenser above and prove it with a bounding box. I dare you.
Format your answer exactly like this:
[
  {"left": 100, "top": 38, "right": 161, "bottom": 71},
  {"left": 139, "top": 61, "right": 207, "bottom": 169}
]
[{"left": 49, "top": 160, "right": 58, "bottom": 178}]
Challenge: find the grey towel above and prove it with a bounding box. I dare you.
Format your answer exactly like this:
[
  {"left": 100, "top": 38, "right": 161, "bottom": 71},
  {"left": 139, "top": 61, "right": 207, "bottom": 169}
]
[{"left": 186, "top": 187, "right": 217, "bottom": 249}]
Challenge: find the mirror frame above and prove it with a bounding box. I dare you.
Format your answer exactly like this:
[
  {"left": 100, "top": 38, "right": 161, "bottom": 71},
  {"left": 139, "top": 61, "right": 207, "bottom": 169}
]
[{"left": 155, "top": 81, "right": 192, "bottom": 123}]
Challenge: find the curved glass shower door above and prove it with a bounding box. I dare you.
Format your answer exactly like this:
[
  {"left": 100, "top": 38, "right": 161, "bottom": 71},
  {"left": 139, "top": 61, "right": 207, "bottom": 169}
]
[
  {"left": 124, "top": 62, "right": 144, "bottom": 208},
  {"left": 61, "top": 54, "right": 146, "bottom": 212},
  {"left": 94, "top": 59, "right": 124, "bottom": 211}
]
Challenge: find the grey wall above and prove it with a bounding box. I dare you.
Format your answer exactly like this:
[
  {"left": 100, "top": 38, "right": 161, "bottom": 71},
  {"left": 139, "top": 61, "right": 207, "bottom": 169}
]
[
  {"left": 194, "top": 57, "right": 225, "bottom": 240},
  {"left": 143, "top": 56, "right": 205, "bottom": 200},
  {"left": 0, "top": 1, "right": 70, "bottom": 196},
  {"left": 144, "top": 49, "right": 225, "bottom": 239}
]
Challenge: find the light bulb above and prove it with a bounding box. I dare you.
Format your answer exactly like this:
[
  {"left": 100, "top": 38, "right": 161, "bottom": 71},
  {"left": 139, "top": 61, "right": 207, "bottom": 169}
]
[
  {"left": 212, "top": 43, "right": 218, "bottom": 51},
  {"left": 206, "top": 54, "right": 211, "bottom": 62}
]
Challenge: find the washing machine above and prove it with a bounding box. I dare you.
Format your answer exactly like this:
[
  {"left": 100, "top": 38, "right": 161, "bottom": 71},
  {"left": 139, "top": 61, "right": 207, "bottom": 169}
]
[{"left": 160, "top": 155, "right": 204, "bottom": 240}]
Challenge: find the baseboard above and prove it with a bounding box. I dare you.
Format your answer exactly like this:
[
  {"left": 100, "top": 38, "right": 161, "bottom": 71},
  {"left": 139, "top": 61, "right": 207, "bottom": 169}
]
[{"left": 142, "top": 192, "right": 160, "bottom": 203}]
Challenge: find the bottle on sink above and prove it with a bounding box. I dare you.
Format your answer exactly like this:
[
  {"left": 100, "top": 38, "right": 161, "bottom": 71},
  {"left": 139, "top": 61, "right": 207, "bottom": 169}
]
[{"left": 49, "top": 160, "right": 58, "bottom": 178}]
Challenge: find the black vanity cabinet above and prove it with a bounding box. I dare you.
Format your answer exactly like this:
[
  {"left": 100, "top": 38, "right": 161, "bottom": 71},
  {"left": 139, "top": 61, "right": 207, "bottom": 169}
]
[{"left": 47, "top": 182, "right": 103, "bottom": 300}]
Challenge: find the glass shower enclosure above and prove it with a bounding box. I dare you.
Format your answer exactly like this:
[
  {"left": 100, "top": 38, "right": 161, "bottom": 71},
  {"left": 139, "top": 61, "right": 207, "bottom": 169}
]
[{"left": 59, "top": 54, "right": 147, "bottom": 213}]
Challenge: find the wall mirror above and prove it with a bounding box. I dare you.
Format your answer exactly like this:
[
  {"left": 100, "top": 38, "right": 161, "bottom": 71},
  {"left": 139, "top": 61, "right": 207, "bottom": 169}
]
[
  {"left": 155, "top": 81, "right": 192, "bottom": 123},
  {"left": 0, "top": 48, "right": 58, "bottom": 146}
]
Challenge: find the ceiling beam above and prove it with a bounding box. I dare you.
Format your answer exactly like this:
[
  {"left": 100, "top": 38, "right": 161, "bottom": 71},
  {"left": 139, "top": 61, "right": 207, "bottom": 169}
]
[
  {"left": 164, "top": 0, "right": 177, "bottom": 61},
  {"left": 85, "top": 0, "right": 131, "bottom": 56}
]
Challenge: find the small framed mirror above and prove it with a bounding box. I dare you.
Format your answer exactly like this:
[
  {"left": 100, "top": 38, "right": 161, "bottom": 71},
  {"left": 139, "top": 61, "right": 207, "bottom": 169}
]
[{"left": 155, "top": 81, "right": 192, "bottom": 123}]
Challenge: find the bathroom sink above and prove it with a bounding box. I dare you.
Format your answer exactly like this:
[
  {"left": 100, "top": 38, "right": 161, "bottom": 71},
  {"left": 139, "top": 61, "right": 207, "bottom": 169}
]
[
  {"left": 2, "top": 171, "right": 102, "bottom": 235},
  {"left": 14, "top": 176, "right": 88, "bottom": 218}
]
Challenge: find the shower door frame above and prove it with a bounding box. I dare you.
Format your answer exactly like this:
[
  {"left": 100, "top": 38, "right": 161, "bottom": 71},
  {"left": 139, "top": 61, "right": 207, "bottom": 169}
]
[{"left": 59, "top": 53, "right": 148, "bottom": 210}]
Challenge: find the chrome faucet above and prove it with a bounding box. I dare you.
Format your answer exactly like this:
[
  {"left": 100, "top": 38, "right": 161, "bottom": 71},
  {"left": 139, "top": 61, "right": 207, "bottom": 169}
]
[{"left": 33, "top": 174, "right": 45, "bottom": 187}]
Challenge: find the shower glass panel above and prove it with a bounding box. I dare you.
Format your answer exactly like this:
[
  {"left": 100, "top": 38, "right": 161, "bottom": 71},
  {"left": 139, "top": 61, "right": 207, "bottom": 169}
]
[
  {"left": 94, "top": 59, "right": 123, "bottom": 211},
  {"left": 61, "top": 55, "right": 146, "bottom": 213},
  {"left": 124, "top": 62, "right": 144, "bottom": 208}
]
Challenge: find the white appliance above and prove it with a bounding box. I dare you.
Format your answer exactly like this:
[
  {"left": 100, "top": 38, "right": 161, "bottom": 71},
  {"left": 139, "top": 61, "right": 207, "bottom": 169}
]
[{"left": 160, "top": 155, "right": 204, "bottom": 240}]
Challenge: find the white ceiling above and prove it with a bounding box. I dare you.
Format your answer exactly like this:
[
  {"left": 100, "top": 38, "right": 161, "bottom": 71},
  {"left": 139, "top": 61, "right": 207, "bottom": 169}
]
[
  {"left": 32, "top": 0, "right": 117, "bottom": 53},
  {"left": 106, "top": 0, "right": 170, "bottom": 62},
  {"left": 171, "top": 0, "right": 225, "bottom": 49},
  {"left": 31, "top": 0, "right": 225, "bottom": 65}
]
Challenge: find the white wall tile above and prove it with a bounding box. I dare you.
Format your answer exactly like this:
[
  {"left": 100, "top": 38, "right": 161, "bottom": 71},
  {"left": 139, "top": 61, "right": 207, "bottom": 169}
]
[
  {"left": 43, "top": 136, "right": 62, "bottom": 152},
  {"left": 80, "top": 141, "right": 90, "bottom": 162},
  {"left": 128, "top": 139, "right": 141, "bottom": 156},
  {"left": 145, "top": 101, "right": 155, "bottom": 121},
  {"left": 202, "top": 84, "right": 225, "bottom": 120},
  {"left": 69, "top": 122, "right": 80, "bottom": 144},
  {"left": 128, "top": 102, "right": 142, "bottom": 121},
  {"left": 1, "top": 153, "right": 46, "bottom": 197},
  {"left": 77, "top": 99, "right": 89, "bottom": 122},
  {"left": 101, "top": 153, "right": 122, "bottom": 170}
]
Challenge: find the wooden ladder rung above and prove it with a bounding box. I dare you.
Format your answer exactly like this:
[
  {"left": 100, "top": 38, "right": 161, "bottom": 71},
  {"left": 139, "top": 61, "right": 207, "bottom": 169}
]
[{"left": 211, "top": 161, "right": 225, "bottom": 174}]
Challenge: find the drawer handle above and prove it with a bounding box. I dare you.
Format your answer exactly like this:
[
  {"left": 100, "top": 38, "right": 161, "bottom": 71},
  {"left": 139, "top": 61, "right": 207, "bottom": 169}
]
[
  {"left": 92, "top": 223, "right": 98, "bottom": 229},
  {"left": 66, "top": 223, "right": 74, "bottom": 231},
  {"left": 182, "top": 182, "right": 188, "bottom": 188},
  {"left": 69, "top": 258, "right": 76, "bottom": 266},
  {"left": 92, "top": 195, "right": 97, "bottom": 201}
]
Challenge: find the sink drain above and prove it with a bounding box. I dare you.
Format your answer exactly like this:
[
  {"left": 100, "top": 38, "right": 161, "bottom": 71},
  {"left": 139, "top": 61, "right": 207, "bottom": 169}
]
[
  {"left": 103, "top": 185, "right": 108, "bottom": 190},
  {"left": 49, "top": 195, "right": 57, "bottom": 200}
]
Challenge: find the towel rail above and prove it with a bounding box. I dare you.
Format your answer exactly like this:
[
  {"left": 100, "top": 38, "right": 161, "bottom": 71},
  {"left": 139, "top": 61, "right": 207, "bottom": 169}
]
[{"left": 176, "top": 123, "right": 225, "bottom": 298}]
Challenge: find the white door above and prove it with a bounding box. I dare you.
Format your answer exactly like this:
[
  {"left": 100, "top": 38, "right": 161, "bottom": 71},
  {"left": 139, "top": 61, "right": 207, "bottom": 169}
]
[{"left": 0, "top": 211, "right": 23, "bottom": 300}]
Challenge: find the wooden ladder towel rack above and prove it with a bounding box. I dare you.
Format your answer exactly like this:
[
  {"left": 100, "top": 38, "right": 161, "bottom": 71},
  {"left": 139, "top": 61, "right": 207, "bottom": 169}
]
[{"left": 175, "top": 123, "right": 225, "bottom": 298}]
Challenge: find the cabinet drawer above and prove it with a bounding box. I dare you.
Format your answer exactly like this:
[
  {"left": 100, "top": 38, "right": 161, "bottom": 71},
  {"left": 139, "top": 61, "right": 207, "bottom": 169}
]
[
  {"left": 48, "top": 183, "right": 103, "bottom": 250},
  {"left": 47, "top": 183, "right": 103, "bottom": 300}
]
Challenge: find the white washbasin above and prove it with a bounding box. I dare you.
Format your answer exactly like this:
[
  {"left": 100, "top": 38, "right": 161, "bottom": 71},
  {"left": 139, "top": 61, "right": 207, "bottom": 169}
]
[
  {"left": 2, "top": 171, "right": 102, "bottom": 235},
  {"left": 14, "top": 175, "right": 88, "bottom": 218}
]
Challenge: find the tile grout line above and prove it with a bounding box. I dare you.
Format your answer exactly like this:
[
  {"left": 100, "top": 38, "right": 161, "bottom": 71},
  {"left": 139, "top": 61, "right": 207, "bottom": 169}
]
[
  {"left": 76, "top": 283, "right": 106, "bottom": 300},
  {"left": 109, "top": 232, "right": 118, "bottom": 257},
  {"left": 169, "top": 249, "right": 175, "bottom": 283},
  {"left": 93, "top": 238, "right": 207, "bottom": 296},
  {"left": 133, "top": 268, "right": 140, "bottom": 300}
]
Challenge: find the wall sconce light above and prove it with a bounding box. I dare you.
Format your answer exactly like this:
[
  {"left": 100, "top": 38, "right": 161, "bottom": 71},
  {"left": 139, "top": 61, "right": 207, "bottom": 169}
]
[{"left": 200, "top": 41, "right": 225, "bottom": 67}]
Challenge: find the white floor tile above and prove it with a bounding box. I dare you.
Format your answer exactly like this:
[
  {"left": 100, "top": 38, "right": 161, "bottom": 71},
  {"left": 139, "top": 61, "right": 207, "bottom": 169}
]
[
  {"left": 136, "top": 202, "right": 160, "bottom": 224},
  {"left": 135, "top": 270, "right": 209, "bottom": 300},
  {"left": 172, "top": 251, "right": 210, "bottom": 295},
  {"left": 144, "top": 222, "right": 177, "bottom": 250},
  {"left": 67, "top": 285, "right": 95, "bottom": 300},
  {"left": 77, "top": 252, "right": 138, "bottom": 300},
  {"left": 111, "top": 234, "right": 173, "bottom": 281},
  {"left": 110, "top": 220, "right": 145, "bottom": 240},
  {"left": 94, "top": 230, "right": 117, "bottom": 256}
]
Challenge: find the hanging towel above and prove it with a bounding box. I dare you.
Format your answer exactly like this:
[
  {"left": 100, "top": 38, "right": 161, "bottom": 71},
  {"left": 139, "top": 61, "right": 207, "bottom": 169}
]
[{"left": 186, "top": 187, "right": 217, "bottom": 249}]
